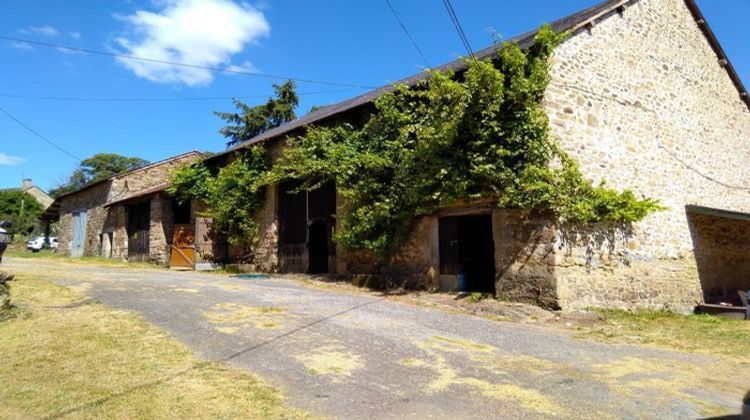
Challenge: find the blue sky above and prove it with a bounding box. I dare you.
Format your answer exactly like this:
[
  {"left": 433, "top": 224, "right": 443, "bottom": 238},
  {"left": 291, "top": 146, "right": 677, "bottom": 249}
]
[{"left": 0, "top": 0, "right": 748, "bottom": 192}]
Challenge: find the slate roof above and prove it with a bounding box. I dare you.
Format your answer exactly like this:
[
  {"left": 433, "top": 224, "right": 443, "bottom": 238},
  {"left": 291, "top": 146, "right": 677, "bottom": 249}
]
[{"left": 207, "top": 0, "right": 748, "bottom": 163}]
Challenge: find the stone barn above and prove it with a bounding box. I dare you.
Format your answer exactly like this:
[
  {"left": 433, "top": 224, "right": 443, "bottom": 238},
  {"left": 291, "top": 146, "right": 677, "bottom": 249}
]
[
  {"left": 42, "top": 151, "right": 203, "bottom": 265},
  {"left": 196, "top": 0, "right": 750, "bottom": 313}
]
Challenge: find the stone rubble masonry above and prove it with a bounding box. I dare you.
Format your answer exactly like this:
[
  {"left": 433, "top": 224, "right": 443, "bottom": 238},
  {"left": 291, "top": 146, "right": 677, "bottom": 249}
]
[
  {"left": 148, "top": 194, "right": 173, "bottom": 264},
  {"left": 56, "top": 152, "right": 203, "bottom": 262},
  {"left": 173, "top": 0, "right": 750, "bottom": 313},
  {"left": 540, "top": 0, "right": 750, "bottom": 312}
]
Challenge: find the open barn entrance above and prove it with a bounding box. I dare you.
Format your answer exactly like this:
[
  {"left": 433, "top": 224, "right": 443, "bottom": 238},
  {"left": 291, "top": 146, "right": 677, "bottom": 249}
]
[
  {"left": 687, "top": 205, "right": 750, "bottom": 307},
  {"left": 308, "top": 220, "right": 329, "bottom": 273},
  {"left": 278, "top": 180, "right": 336, "bottom": 274},
  {"left": 127, "top": 201, "right": 150, "bottom": 262},
  {"left": 439, "top": 214, "right": 496, "bottom": 293}
]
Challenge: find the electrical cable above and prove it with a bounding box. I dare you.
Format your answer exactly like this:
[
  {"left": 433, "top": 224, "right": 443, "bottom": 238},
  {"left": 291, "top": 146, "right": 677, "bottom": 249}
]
[
  {"left": 0, "top": 107, "right": 82, "bottom": 163},
  {"left": 440, "top": 0, "right": 475, "bottom": 59},
  {"left": 0, "top": 35, "right": 376, "bottom": 90},
  {"left": 384, "top": 0, "right": 432, "bottom": 68},
  {"left": 0, "top": 88, "right": 360, "bottom": 103}
]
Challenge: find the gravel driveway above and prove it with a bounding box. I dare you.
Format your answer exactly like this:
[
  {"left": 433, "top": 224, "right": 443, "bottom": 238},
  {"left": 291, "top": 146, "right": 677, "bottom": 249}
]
[{"left": 6, "top": 258, "right": 744, "bottom": 419}]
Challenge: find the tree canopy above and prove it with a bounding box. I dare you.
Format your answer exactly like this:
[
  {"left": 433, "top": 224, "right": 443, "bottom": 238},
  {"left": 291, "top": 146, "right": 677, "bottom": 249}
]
[
  {"left": 215, "top": 80, "right": 299, "bottom": 147},
  {"left": 0, "top": 190, "right": 44, "bottom": 235},
  {"left": 50, "top": 153, "right": 150, "bottom": 197}
]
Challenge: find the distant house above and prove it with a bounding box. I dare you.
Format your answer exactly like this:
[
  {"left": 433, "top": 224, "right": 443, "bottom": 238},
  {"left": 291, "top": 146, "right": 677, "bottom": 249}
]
[
  {"left": 1, "top": 179, "right": 54, "bottom": 209},
  {"left": 40, "top": 151, "right": 203, "bottom": 263},
  {"left": 179, "top": 0, "right": 748, "bottom": 313}
]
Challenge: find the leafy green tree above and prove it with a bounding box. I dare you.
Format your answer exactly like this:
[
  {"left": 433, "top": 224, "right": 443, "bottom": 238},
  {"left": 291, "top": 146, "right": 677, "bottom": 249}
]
[
  {"left": 50, "top": 153, "right": 150, "bottom": 197},
  {"left": 169, "top": 147, "right": 270, "bottom": 257},
  {"left": 215, "top": 80, "right": 299, "bottom": 147},
  {"left": 0, "top": 190, "right": 44, "bottom": 234}
]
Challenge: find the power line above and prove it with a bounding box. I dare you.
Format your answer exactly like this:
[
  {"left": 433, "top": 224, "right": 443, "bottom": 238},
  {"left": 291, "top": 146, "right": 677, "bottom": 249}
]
[
  {"left": 0, "top": 35, "right": 377, "bottom": 90},
  {"left": 0, "top": 107, "right": 82, "bottom": 163},
  {"left": 440, "top": 0, "right": 475, "bottom": 59},
  {"left": 384, "top": 0, "right": 431, "bottom": 69},
  {"left": 0, "top": 88, "right": 360, "bottom": 103}
]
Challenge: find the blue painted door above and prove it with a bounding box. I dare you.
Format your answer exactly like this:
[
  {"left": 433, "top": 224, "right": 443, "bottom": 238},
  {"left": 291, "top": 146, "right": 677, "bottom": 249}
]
[{"left": 71, "top": 211, "right": 87, "bottom": 257}]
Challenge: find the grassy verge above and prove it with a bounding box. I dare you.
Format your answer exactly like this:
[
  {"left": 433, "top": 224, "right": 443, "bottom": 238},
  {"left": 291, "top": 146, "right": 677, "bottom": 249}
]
[
  {"left": 578, "top": 309, "right": 750, "bottom": 362},
  {"left": 0, "top": 274, "right": 311, "bottom": 419},
  {"left": 5, "top": 246, "right": 162, "bottom": 269}
]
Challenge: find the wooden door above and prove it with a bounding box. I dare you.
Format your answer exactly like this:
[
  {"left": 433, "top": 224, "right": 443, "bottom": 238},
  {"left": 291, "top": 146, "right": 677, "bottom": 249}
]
[
  {"left": 170, "top": 224, "right": 195, "bottom": 269},
  {"left": 127, "top": 201, "right": 150, "bottom": 262}
]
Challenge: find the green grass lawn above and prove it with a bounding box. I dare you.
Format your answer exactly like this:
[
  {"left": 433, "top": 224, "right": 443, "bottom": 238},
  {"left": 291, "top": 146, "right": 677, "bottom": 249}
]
[
  {"left": 0, "top": 273, "right": 311, "bottom": 419},
  {"left": 579, "top": 309, "right": 750, "bottom": 363}
]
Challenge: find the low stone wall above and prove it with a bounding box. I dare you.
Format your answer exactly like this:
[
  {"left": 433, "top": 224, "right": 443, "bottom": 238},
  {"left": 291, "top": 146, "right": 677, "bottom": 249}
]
[
  {"left": 493, "top": 210, "right": 559, "bottom": 309},
  {"left": 554, "top": 223, "right": 703, "bottom": 313}
]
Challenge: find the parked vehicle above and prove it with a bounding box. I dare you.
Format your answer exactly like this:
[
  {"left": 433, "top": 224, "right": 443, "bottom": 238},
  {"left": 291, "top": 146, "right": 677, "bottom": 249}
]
[{"left": 26, "top": 236, "right": 58, "bottom": 252}]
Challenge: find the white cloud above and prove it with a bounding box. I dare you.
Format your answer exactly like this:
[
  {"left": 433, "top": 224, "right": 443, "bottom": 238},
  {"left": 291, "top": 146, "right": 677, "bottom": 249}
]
[
  {"left": 0, "top": 153, "right": 25, "bottom": 166},
  {"left": 69, "top": 31, "right": 81, "bottom": 39},
  {"left": 114, "top": 0, "right": 270, "bottom": 86},
  {"left": 9, "top": 41, "right": 34, "bottom": 51},
  {"left": 22, "top": 25, "right": 60, "bottom": 37},
  {"left": 225, "top": 60, "right": 258, "bottom": 74}
]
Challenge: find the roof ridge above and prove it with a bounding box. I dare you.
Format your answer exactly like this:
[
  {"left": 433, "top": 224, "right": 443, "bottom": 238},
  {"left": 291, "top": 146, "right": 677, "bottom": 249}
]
[{"left": 207, "top": 0, "right": 747, "bottom": 164}]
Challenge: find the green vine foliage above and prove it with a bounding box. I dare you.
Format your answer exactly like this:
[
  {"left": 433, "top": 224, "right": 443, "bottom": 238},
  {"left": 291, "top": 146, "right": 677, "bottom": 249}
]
[
  {"left": 263, "top": 25, "right": 662, "bottom": 261},
  {"left": 169, "top": 146, "right": 270, "bottom": 253}
]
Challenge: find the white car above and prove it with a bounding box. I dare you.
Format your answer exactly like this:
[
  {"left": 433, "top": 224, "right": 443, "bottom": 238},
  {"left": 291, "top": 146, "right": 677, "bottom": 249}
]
[{"left": 27, "top": 236, "right": 58, "bottom": 252}]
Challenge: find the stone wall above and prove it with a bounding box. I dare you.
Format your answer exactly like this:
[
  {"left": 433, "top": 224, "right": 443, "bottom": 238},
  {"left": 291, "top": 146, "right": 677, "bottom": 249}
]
[
  {"left": 56, "top": 152, "right": 202, "bottom": 261},
  {"left": 382, "top": 216, "right": 436, "bottom": 289},
  {"left": 544, "top": 0, "right": 750, "bottom": 312},
  {"left": 493, "top": 210, "right": 558, "bottom": 309},
  {"left": 251, "top": 186, "right": 279, "bottom": 272},
  {"left": 57, "top": 181, "right": 112, "bottom": 257},
  {"left": 148, "top": 194, "right": 173, "bottom": 264},
  {"left": 108, "top": 153, "right": 201, "bottom": 203}
]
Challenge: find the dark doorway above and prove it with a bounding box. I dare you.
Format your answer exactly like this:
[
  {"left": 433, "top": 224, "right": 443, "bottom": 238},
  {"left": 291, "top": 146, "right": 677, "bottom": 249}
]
[
  {"left": 277, "top": 180, "right": 336, "bottom": 273},
  {"left": 308, "top": 220, "right": 329, "bottom": 274},
  {"left": 172, "top": 199, "right": 191, "bottom": 225},
  {"left": 278, "top": 180, "right": 309, "bottom": 272},
  {"left": 127, "top": 201, "right": 150, "bottom": 262},
  {"left": 687, "top": 206, "right": 750, "bottom": 305},
  {"left": 439, "top": 214, "right": 496, "bottom": 293}
]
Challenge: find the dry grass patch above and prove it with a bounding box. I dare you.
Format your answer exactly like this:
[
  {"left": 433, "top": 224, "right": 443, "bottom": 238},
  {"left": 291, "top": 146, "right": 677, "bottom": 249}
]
[
  {"left": 203, "top": 302, "right": 288, "bottom": 331},
  {"left": 297, "top": 346, "right": 363, "bottom": 379},
  {"left": 408, "top": 336, "right": 565, "bottom": 416},
  {"left": 0, "top": 274, "right": 310, "bottom": 419}
]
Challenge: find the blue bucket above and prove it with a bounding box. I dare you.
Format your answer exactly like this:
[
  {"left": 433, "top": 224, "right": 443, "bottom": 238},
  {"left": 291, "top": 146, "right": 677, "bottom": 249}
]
[{"left": 457, "top": 272, "right": 467, "bottom": 292}]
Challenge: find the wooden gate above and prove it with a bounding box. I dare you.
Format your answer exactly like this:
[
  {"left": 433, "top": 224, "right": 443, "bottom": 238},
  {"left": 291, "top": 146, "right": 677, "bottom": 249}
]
[
  {"left": 170, "top": 224, "right": 195, "bottom": 269},
  {"left": 127, "top": 201, "right": 150, "bottom": 262}
]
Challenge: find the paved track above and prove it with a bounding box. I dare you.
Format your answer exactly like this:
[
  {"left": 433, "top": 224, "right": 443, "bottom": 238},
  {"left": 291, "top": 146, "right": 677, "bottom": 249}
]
[{"left": 7, "top": 258, "right": 744, "bottom": 419}]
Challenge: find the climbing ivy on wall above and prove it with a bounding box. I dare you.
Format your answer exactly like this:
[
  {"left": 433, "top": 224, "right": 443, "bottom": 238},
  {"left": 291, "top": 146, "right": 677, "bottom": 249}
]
[
  {"left": 169, "top": 146, "right": 269, "bottom": 254},
  {"left": 172, "top": 25, "right": 662, "bottom": 262},
  {"left": 263, "top": 25, "right": 661, "bottom": 260}
]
